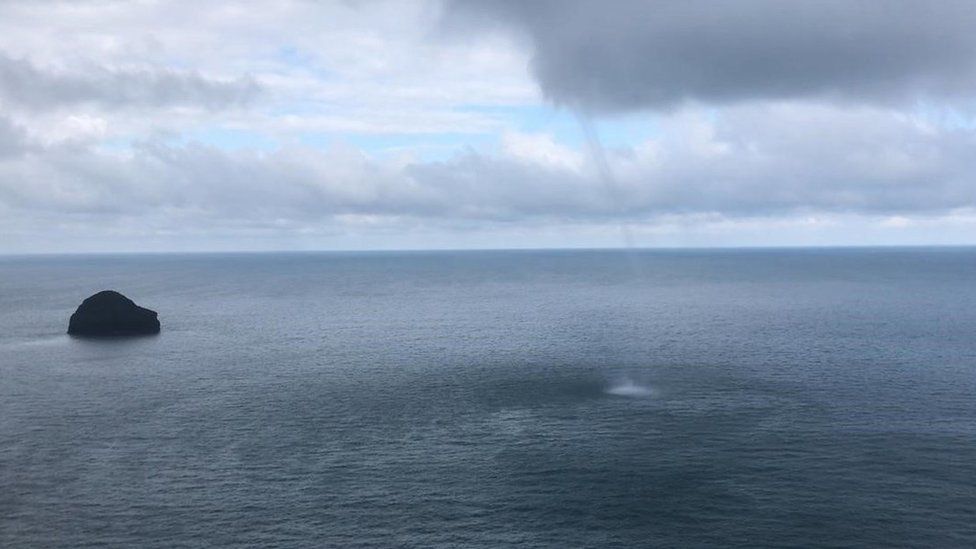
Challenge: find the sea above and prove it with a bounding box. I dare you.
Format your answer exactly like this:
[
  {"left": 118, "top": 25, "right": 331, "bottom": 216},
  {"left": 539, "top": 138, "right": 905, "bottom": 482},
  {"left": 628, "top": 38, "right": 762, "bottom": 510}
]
[{"left": 1, "top": 248, "right": 974, "bottom": 547}]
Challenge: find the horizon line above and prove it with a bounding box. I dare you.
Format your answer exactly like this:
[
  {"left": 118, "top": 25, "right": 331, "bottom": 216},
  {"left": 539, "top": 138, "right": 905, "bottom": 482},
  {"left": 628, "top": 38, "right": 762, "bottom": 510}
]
[{"left": 2, "top": 243, "right": 975, "bottom": 258}]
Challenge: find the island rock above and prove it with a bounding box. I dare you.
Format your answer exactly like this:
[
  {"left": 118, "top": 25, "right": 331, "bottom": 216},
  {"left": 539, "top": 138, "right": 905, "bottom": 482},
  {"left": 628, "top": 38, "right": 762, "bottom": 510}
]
[{"left": 68, "top": 290, "right": 160, "bottom": 336}]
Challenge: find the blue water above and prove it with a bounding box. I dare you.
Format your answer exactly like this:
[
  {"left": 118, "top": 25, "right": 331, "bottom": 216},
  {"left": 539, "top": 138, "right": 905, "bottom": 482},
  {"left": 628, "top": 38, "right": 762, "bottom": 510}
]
[{"left": 1, "top": 248, "right": 975, "bottom": 547}]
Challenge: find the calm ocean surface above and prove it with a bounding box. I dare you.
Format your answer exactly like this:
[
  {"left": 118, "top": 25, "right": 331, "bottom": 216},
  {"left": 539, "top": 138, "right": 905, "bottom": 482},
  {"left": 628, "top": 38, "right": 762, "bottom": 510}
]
[{"left": 1, "top": 248, "right": 974, "bottom": 547}]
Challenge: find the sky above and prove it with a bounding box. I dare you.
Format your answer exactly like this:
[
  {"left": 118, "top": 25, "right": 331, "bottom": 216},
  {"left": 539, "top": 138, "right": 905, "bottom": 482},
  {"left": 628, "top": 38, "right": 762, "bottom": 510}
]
[{"left": 1, "top": 0, "right": 976, "bottom": 253}]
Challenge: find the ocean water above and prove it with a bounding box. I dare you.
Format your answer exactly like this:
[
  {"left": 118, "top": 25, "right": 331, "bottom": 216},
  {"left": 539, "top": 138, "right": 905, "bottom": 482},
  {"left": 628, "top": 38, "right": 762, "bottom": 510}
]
[{"left": 1, "top": 248, "right": 975, "bottom": 547}]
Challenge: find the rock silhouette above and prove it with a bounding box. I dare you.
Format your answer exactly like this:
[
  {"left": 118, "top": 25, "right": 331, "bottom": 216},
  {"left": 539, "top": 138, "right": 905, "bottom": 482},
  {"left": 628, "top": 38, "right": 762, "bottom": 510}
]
[{"left": 68, "top": 291, "right": 160, "bottom": 336}]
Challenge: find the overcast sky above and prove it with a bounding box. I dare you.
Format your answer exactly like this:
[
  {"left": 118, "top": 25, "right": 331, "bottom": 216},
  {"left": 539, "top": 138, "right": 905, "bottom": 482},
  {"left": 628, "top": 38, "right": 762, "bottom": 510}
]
[{"left": 2, "top": 0, "right": 976, "bottom": 253}]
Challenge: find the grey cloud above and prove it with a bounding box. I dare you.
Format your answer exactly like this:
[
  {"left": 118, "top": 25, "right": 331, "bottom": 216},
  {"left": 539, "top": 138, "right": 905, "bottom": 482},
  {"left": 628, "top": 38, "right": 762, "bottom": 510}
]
[
  {"left": 447, "top": 0, "right": 976, "bottom": 111},
  {"left": 0, "top": 116, "right": 28, "bottom": 158},
  {"left": 0, "top": 53, "right": 261, "bottom": 111}
]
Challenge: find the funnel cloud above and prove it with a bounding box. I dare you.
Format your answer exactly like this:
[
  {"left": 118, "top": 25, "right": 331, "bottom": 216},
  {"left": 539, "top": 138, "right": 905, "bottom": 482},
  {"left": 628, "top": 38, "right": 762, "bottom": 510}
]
[{"left": 448, "top": 0, "right": 976, "bottom": 111}]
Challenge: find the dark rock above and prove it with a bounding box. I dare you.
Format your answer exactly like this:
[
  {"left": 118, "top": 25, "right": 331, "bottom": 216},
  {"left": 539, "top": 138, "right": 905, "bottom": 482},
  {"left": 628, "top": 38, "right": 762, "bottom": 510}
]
[{"left": 68, "top": 290, "right": 160, "bottom": 336}]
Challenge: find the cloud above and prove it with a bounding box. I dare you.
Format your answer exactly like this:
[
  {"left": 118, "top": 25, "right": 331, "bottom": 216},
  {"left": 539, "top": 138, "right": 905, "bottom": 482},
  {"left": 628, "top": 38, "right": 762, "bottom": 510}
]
[
  {"left": 446, "top": 0, "right": 976, "bottom": 111},
  {"left": 0, "top": 52, "right": 261, "bottom": 111},
  {"left": 2, "top": 103, "right": 974, "bottom": 236},
  {"left": 1, "top": 0, "right": 975, "bottom": 251},
  {"left": 0, "top": 2, "right": 535, "bottom": 143},
  {"left": 0, "top": 116, "right": 29, "bottom": 158}
]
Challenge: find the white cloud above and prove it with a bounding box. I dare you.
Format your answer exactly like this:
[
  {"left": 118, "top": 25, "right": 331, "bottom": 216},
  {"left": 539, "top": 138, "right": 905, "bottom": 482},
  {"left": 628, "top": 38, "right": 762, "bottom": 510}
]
[
  {"left": 501, "top": 131, "right": 583, "bottom": 171},
  {"left": 0, "top": 0, "right": 535, "bottom": 141},
  {"left": 2, "top": 101, "right": 976, "bottom": 252}
]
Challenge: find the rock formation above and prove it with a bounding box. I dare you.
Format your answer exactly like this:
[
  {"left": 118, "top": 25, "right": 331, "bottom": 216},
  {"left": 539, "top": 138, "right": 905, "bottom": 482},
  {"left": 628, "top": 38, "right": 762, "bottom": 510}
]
[{"left": 67, "top": 290, "right": 160, "bottom": 336}]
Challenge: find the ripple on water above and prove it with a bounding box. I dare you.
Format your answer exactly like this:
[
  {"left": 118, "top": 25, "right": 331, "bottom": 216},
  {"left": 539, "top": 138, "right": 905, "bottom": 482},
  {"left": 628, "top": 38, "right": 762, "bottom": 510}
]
[{"left": 605, "top": 379, "right": 653, "bottom": 397}]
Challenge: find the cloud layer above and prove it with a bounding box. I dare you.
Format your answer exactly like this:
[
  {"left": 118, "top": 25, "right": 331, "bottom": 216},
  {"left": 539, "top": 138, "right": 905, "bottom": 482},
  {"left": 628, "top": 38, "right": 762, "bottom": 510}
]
[
  {"left": 3, "top": 104, "right": 974, "bottom": 230},
  {"left": 1, "top": 0, "right": 975, "bottom": 251}
]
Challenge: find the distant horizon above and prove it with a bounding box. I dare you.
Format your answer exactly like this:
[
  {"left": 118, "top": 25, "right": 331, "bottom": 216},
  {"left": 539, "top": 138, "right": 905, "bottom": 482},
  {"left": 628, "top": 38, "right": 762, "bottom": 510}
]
[{"left": 4, "top": 242, "right": 976, "bottom": 259}]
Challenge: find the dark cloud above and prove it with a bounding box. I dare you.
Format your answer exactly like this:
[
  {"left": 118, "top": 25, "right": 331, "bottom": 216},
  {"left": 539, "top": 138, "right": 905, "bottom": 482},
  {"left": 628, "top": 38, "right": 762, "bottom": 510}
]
[
  {"left": 447, "top": 0, "right": 976, "bottom": 111},
  {"left": 0, "top": 52, "right": 261, "bottom": 111}
]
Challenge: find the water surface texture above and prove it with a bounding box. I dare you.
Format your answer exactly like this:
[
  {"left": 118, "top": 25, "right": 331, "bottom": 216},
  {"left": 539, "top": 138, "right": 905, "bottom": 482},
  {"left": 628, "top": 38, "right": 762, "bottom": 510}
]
[{"left": 1, "top": 249, "right": 975, "bottom": 547}]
